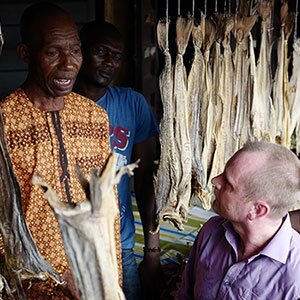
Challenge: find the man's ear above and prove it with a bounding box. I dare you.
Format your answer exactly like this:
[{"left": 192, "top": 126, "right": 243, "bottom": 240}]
[
  {"left": 16, "top": 43, "right": 30, "bottom": 63},
  {"left": 247, "top": 201, "right": 270, "bottom": 220}
]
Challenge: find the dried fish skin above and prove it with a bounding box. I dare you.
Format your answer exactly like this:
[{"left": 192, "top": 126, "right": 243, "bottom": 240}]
[
  {"left": 188, "top": 18, "right": 207, "bottom": 206},
  {"left": 34, "top": 153, "right": 131, "bottom": 300},
  {"left": 251, "top": 3, "right": 275, "bottom": 143},
  {"left": 289, "top": 39, "right": 300, "bottom": 152},
  {"left": 156, "top": 15, "right": 193, "bottom": 231},
  {"left": 173, "top": 15, "right": 193, "bottom": 212},
  {"left": 155, "top": 18, "right": 179, "bottom": 226},
  {"left": 273, "top": 2, "right": 294, "bottom": 147},
  {"left": 0, "top": 110, "right": 60, "bottom": 299},
  {"left": 233, "top": 16, "right": 257, "bottom": 151}
]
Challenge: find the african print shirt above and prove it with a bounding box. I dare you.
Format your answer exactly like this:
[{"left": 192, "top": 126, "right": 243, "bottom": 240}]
[{"left": 0, "top": 88, "right": 121, "bottom": 280}]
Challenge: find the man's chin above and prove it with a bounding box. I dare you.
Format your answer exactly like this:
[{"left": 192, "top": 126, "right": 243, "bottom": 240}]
[{"left": 212, "top": 200, "right": 220, "bottom": 215}]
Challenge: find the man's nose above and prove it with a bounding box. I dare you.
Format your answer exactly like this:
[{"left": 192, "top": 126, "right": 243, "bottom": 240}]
[
  {"left": 211, "top": 175, "right": 221, "bottom": 189},
  {"left": 102, "top": 52, "right": 114, "bottom": 67},
  {"left": 59, "top": 53, "right": 76, "bottom": 70}
]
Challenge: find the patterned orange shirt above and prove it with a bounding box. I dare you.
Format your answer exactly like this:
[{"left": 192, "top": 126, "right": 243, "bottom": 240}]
[{"left": 0, "top": 88, "right": 121, "bottom": 297}]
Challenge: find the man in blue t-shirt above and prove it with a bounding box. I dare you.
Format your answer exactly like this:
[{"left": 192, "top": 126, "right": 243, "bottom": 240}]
[{"left": 74, "top": 21, "right": 161, "bottom": 300}]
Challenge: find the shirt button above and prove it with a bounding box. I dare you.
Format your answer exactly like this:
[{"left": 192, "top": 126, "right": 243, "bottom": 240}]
[{"left": 224, "top": 281, "right": 230, "bottom": 286}]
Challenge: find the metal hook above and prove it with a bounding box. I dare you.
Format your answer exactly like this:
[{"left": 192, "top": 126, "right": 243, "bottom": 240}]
[
  {"left": 166, "top": 0, "right": 169, "bottom": 49},
  {"left": 236, "top": 0, "right": 239, "bottom": 15},
  {"left": 0, "top": 18, "right": 3, "bottom": 56},
  {"left": 192, "top": 0, "right": 195, "bottom": 17}
]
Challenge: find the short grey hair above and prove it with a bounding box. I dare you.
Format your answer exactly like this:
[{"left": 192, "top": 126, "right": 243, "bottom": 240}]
[{"left": 239, "top": 141, "right": 300, "bottom": 218}]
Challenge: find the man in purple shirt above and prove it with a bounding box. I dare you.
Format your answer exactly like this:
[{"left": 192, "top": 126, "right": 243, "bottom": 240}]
[{"left": 177, "top": 141, "right": 300, "bottom": 300}]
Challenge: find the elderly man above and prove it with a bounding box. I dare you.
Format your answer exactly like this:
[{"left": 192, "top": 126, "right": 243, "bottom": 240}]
[
  {"left": 0, "top": 3, "right": 120, "bottom": 298},
  {"left": 177, "top": 141, "right": 300, "bottom": 300}
]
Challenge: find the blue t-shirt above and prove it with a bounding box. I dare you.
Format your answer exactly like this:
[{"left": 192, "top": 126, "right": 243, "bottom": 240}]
[{"left": 97, "top": 86, "right": 159, "bottom": 249}]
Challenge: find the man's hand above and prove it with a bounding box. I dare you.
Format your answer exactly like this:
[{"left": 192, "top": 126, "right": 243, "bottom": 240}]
[
  {"left": 138, "top": 252, "right": 164, "bottom": 300},
  {"left": 60, "top": 269, "right": 81, "bottom": 300}
]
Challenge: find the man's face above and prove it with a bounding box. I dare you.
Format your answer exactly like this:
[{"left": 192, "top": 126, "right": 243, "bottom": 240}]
[
  {"left": 211, "top": 151, "right": 260, "bottom": 222},
  {"left": 27, "top": 16, "right": 82, "bottom": 98},
  {"left": 80, "top": 35, "right": 123, "bottom": 88}
]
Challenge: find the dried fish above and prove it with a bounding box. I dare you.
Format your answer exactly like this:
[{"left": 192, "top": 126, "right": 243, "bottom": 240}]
[
  {"left": 33, "top": 153, "right": 134, "bottom": 300},
  {"left": 289, "top": 39, "right": 300, "bottom": 153},
  {"left": 233, "top": 15, "right": 257, "bottom": 150},
  {"left": 0, "top": 111, "right": 60, "bottom": 300},
  {"left": 156, "top": 15, "right": 193, "bottom": 231},
  {"left": 251, "top": 1, "right": 275, "bottom": 142},
  {"left": 187, "top": 15, "right": 207, "bottom": 208},
  {"left": 273, "top": 2, "right": 294, "bottom": 147},
  {"left": 199, "top": 18, "right": 217, "bottom": 203},
  {"left": 155, "top": 18, "right": 180, "bottom": 229},
  {"left": 208, "top": 16, "right": 234, "bottom": 205}
]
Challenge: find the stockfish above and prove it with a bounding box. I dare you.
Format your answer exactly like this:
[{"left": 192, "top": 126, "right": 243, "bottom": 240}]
[
  {"left": 33, "top": 153, "right": 132, "bottom": 300},
  {"left": 0, "top": 111, "right": 60, "bottom": 300}
]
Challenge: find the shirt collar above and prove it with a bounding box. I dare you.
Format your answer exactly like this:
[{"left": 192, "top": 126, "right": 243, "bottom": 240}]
[
  {"left": 259, "top": 214, "right": 292, "bottom": 264},
  {"left": 223, "top": 214, "right": 292, "bottom": 264}
]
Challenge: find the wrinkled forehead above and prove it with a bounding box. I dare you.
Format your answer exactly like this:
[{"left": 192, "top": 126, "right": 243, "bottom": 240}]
[{"left": 28, "top": 14, "right": 79, "bottom": 47}]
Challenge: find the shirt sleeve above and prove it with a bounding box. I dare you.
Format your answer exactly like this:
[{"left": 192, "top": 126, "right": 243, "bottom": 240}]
[
  {"left": 175, "top": 233, "right": 200, "bottom": 300},
  {"left": 132, "top": 90, "right": 159, "bottom": 144}
]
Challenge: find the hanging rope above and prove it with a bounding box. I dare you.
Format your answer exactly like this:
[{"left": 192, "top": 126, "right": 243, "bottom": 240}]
[{"left": 166, "top": 0, "right": 169, "bottom": 50}]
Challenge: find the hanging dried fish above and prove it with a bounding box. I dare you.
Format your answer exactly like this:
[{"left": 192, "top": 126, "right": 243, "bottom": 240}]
[
  {"left": 0, "top": 111, "right": 60, "bottom": 300},
  {"left": 251, "top": 1, "right": 275, "bottom": 142},
  {"left": 273, "top": 2, "right": 294, "bottom": 147},
  {"left": 33, "top": 153, "right": 134, "bottom": 300},
  {"left": 289, "top": 39, "right": 300, "bottom": 153},
  {"left": 155, "top": 18, "right": 180, "bottom": 230},
  {"left": 233, "top": 15, "right": 257, "bottom": 151},
  {"left": 208, "top": 16, "right": 234, "bottom": 201},
  {"left": 194, "top": 18, "right": 217, "bottom": 210},
  {"left": 172, "top": 15, "right": 193, "bottom": 228},
  {"left": 187, "top": 14, "right": 207, "bottom": 209}
]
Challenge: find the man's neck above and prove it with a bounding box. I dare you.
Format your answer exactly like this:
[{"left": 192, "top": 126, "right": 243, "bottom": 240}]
[
  {"left": 22, "top": 84, "right": 64, "bottom": 112},
  {"left": 233, "top": 217, "right": 283, "bottom": 261},
  {"left": 73, "top": 81, "right": 107, "bottom": 102}
]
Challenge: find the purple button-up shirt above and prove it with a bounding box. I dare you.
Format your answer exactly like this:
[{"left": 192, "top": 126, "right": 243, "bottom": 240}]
[{"left": 177, "top": 215, "right": 300, "bottom": 300}]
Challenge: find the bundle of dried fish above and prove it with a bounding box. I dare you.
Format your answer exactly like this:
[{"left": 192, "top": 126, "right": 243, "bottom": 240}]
[
  {"left": 155, "top": 18, "right": 179, "bottom": 229},
  {"left": 187, "top": 15, "right": 207, "bottom": 208},
  {"left": 156, "top": 0, "right": 300, "bottom": 229},
  {"left": 289, "top": 39, "right": 300, "bottom": 153},
  {"left": 172, "top": 15, "right": 193, "bottom": 229},
  {"left": 156, "top": 15, "right": 193, "bottom": 231},
  {"left": 34, "top": 152, "right": 135, "bottom": 300},
  {"left": 0, "top": 111, "right": 60, "bottom": 300},
  {"left": 207, "top": 16, "right": 234, "bottom": 206},
  {"left": 197, "top": 18, "right": 217, "bottom": 210},
  {"left": 233, "top": 15, "right": 257, "bottom": 151},
  {"left": 251, "top": 1, "right": 275, "bottom": 142},
  {"left": 273, "top": 2, "right": 294, "bottom": 147}
]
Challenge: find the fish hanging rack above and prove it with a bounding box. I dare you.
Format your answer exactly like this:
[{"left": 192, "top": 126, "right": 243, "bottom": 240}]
[{"left": 161, "top": 0, "right": 300, "bottom": 41}]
